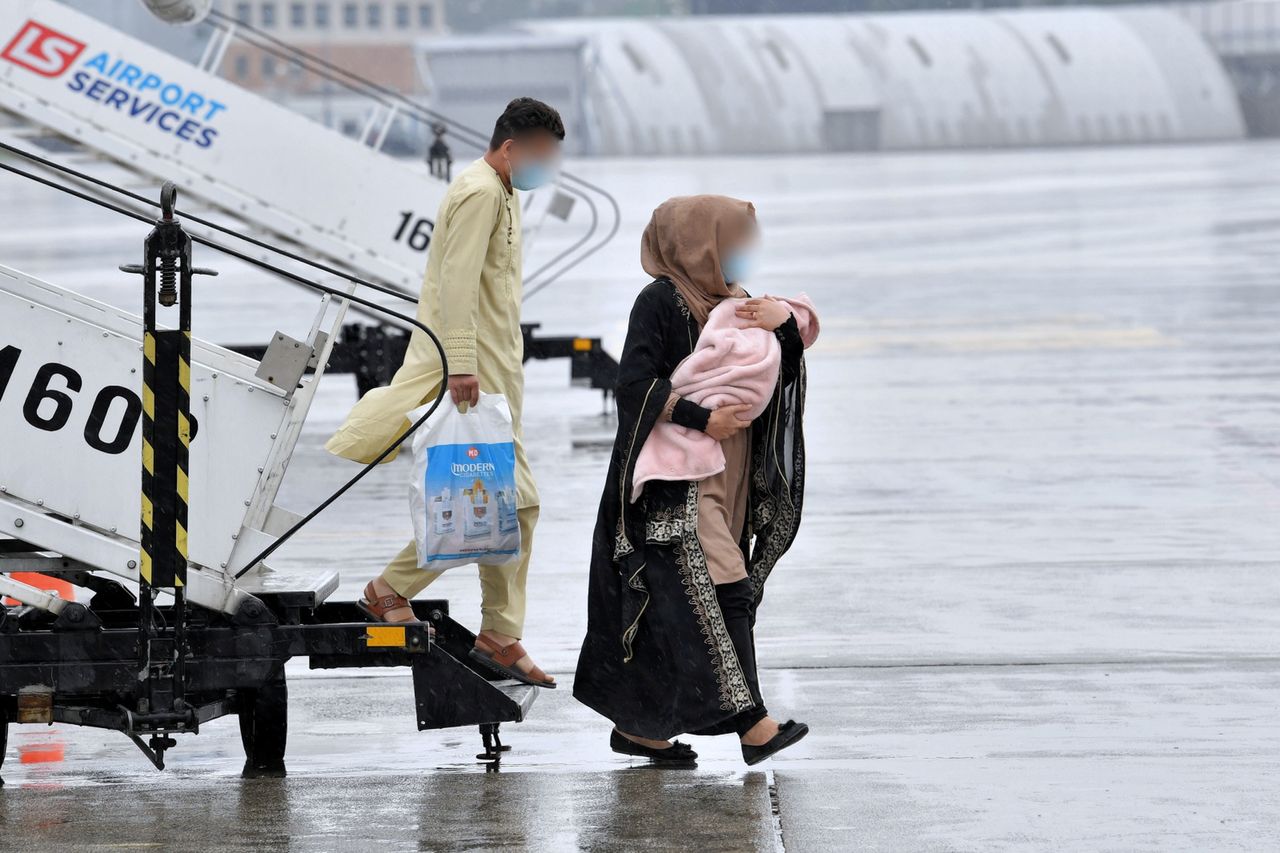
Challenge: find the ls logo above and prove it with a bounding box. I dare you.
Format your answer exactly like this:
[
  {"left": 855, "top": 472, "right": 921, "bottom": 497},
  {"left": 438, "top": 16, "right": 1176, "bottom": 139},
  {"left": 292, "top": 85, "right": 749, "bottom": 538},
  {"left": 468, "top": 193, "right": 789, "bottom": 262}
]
[{"left": 1, "top": 20, "right": 86, "bottom": 78}]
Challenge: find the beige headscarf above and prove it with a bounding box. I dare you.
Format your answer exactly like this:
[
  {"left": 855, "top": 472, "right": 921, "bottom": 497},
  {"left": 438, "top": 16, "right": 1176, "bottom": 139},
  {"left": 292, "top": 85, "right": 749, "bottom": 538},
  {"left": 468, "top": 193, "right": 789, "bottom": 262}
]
[{"left": 641, "top": 195, "right": 757, "bottom": 327}]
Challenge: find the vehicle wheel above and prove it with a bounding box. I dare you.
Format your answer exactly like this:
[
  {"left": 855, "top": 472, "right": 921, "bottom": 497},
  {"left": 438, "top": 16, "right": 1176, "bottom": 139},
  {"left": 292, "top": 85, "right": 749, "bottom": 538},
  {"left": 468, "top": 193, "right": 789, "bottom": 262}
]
[{"left": 238, "top": 669, "right": 287, "bottom": 778}]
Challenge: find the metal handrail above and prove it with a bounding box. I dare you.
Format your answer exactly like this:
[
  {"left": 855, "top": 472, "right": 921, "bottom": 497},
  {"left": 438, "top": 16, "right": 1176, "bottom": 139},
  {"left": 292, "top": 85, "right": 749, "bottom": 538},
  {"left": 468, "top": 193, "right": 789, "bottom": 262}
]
[
  {"left": 202, "top": 9, "right": 621, "bottom": 298},
  {"left": 0, "top": 141, "right": 447, "bottom": 580}
]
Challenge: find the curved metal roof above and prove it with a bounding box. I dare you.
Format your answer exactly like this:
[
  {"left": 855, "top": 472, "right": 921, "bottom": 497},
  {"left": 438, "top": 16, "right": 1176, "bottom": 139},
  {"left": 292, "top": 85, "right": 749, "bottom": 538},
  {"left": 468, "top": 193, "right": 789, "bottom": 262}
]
[{"left": 516, "top": 8, "right": 1245, "bottom": 154}]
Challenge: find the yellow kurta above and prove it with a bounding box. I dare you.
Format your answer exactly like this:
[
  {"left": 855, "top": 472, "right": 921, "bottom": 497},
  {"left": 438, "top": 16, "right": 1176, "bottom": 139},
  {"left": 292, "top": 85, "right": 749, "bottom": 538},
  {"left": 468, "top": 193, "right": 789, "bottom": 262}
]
[{"left": 324, "top": 157, "right": 538, "bottom": 509}]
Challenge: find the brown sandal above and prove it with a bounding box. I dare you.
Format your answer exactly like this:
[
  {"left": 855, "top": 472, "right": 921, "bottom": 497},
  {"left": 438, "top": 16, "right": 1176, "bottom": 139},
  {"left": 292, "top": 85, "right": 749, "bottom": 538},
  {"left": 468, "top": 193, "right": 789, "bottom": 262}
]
[
  {"left": 469, "top": 633, "right": 556, "bottom": 689},
  {"left": 357, "top": 581, "right": 434, "bottom": 636}
]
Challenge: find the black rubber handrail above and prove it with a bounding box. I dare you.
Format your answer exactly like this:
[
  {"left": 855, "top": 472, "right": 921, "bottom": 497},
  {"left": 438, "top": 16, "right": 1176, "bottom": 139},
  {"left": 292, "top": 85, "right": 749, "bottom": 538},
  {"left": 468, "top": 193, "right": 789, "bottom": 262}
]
[
  {"left": 0, "top": 141, "right": 416, "bottom": 310},
  {"left": 0, "top": 142, "right": 447, "bottom": 581}
]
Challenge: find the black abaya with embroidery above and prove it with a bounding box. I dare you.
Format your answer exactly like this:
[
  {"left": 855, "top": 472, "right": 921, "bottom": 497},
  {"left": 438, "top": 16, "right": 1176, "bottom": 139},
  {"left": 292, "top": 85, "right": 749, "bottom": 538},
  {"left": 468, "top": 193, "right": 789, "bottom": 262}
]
[{"left": 573, "top": 278, "right": 808, "bottom": 740}]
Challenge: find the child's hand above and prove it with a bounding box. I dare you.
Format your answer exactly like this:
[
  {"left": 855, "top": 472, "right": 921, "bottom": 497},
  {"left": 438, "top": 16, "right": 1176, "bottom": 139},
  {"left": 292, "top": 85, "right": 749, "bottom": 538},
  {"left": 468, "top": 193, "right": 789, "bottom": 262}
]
[{"left": 736, "top": 297, "right": 792, "bottom": 331}]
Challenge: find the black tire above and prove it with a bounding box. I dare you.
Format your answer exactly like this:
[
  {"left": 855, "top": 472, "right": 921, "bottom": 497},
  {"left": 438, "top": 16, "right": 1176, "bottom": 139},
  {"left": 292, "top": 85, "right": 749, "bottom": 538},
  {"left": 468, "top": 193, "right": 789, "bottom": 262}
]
[{"left": 238, "top": 669, "right": 288, "bottom": 777}]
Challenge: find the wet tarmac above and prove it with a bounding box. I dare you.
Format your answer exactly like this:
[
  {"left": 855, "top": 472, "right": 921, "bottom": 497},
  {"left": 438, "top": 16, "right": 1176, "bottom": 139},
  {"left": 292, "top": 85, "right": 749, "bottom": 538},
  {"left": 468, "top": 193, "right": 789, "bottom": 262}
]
[{"left": 2, "top": 141, "right": 1280, "bottom": 850}]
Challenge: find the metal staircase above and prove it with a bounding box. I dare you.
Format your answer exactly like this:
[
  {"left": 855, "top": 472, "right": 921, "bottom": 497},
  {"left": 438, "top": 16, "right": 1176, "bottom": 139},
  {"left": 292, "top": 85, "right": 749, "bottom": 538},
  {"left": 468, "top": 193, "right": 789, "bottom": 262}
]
[
  {"left": 0, "top": 162, "right": 542, "bottom": 776},
  {"left": 0, "top": 0, "right": 618, "bottom": 310},
  {"left": 0, "top": 0, "right": 607, "bottom": 776}
]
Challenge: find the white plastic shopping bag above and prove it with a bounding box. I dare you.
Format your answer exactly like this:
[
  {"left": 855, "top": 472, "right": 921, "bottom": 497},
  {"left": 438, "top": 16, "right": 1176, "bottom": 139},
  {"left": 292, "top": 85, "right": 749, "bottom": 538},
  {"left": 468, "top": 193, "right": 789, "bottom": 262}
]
[{"left": 409, "top": 392, "right": 522, "bottom": 571}]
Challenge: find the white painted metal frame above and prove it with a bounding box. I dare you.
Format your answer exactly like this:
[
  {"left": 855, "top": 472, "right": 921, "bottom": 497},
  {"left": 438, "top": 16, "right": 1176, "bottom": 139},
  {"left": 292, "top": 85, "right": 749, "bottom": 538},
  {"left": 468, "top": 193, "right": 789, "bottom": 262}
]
[
  {"left": 0, "top": 572, "right": 68, "bottom": 614},
  {"left": 0, "top": 0, "right": 444, "bottom": 292},
  {"left": 0, "top": 261, "right": 350, "bottom": 614},
  {"left": 0, "top": 501, "right": 252, "bottom": 614},
  {"left": 225, "top": 285, "right": 351, "bottom": 574}
]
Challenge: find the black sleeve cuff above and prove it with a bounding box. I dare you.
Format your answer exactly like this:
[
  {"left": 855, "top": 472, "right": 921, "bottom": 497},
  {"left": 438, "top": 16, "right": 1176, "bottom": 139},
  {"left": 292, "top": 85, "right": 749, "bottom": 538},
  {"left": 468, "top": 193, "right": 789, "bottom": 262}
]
[
  {"left": 774, "top": 313, "right": 801, "bottom": 346},
  {"left": 671, "top": 396, "right": 712, "bottom": 432}
]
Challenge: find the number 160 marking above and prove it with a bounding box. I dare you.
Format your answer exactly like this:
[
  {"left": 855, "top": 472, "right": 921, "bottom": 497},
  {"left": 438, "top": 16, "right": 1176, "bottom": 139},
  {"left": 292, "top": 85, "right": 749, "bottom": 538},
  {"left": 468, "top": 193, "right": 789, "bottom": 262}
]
[{"left": 0, "top": 344, "right": 142, "bottom": 455}]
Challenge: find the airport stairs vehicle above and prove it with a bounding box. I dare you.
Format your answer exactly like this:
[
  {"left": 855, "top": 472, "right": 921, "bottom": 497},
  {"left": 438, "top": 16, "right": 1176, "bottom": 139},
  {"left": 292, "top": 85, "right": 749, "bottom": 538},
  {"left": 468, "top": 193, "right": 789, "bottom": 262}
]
[
  {"left": 0, "top": 0, "right": 622, "bottom": 397},
  {"left": 0, "top": 145, "right": 539, "bottom": 777},
  {"left": 0, "top": 0, "right": 618, "bottom": 299}
]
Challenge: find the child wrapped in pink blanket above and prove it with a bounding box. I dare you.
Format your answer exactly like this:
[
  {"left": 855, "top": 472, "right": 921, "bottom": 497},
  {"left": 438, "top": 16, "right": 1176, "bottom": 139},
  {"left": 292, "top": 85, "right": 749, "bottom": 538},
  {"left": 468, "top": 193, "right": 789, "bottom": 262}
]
[{"left": 632, "top": 293, "right": 820, "bottom": 500}]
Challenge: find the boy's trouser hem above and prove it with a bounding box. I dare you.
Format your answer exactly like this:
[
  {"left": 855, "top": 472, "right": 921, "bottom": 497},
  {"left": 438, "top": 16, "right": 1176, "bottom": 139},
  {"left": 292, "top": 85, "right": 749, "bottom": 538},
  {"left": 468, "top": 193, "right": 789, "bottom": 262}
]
[{"left": 380, "top": 505, "right": 538, "bottom": 639}]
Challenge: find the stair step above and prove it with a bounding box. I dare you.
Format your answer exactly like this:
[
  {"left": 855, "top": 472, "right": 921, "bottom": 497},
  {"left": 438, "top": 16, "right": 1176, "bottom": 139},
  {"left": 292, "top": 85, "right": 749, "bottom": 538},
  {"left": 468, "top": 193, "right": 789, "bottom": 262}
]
[{"left": 493, "top": 680, "right": 539, "bottom": 719}]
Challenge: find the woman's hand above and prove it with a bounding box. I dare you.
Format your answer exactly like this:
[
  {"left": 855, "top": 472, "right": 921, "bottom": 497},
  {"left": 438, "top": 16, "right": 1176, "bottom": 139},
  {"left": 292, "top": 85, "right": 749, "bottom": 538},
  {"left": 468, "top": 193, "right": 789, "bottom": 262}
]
[
  {"left": 706, "top": 403, "right": 753, "bottom": 440},
  {"left": 736, "top": 297, "right": 792, "bottom": 331}
]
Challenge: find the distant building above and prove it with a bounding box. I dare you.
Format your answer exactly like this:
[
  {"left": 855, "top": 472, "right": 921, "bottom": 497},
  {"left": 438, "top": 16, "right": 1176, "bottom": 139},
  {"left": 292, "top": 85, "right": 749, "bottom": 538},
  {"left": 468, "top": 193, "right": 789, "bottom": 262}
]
[
  {"left": 221, "top": 1, "right": 446, "bottom": 42},
  {"left": 56, "top": 0, "right": 206, "bottom": 61},
  {"left": 419, "top": 7, "right": 1247, "bottom": 156},
  {"left": 1173, "top": 0, "right": 1280, "bottom": 137},
  {"left": 216, "top": 1, "right": 445, "bottom": 92},
  {"left": 212, "top": 1, "right": 446, "bottom": 150}
]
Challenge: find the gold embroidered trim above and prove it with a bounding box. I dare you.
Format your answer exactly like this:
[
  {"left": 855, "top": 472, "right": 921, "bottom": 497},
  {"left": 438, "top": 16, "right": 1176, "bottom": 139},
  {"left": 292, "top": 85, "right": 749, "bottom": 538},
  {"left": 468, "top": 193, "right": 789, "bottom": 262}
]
[
  {"left": 749, "top": 364, "right": 807, "bottom": 593},
  {"left": 620, "top": 562, "right": 650, "bottom": 663},
  {"left": 674, "top": 481, "right": 755, "bottom": 713},
  {"left": 614, "top": 378, "right": 660, "bottom": 561},
  {"left": 644, "top": 503, "right": 684, "bottom": 543}
]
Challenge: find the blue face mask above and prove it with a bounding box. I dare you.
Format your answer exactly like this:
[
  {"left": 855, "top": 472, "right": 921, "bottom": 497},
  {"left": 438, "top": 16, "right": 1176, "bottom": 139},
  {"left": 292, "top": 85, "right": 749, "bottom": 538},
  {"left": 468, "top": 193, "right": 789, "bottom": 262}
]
[
  {"left": 510, "top": 159, "right": 555, "bottom": 191},
  {"left": 721, "top": 248, "right": 757, "bottom": 284}
]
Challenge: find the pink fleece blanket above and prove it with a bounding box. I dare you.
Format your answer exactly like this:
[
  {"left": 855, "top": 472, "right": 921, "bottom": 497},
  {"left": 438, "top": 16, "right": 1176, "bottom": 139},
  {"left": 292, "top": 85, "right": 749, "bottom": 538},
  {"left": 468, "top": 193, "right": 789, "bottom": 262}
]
[{"left": 631, "top": 294, "right": 819, "bottom": 501}]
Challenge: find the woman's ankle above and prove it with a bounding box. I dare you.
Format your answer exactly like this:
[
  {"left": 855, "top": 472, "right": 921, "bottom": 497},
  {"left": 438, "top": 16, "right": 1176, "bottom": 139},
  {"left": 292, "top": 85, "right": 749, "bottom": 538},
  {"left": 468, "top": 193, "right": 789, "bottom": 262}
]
[{"left": 739, "top": 716, "right": 781, "bottom": 746}]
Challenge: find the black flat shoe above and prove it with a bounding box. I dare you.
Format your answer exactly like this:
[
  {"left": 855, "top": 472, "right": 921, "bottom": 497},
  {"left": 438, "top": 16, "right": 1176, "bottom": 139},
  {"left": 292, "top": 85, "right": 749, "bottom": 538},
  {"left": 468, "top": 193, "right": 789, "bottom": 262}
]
[
  {"left": 610, "top": 729, "right": 698, "bottom": 763},
  {"left": 741, "top": 719, "right": 809, "bottom": 766}
]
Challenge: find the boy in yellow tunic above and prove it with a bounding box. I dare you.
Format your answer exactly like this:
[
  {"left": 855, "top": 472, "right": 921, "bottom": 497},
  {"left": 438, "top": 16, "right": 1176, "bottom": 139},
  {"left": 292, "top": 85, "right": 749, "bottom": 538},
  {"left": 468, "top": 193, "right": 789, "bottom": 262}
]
[{"left": 324, "top": 98, "right": 564, "bottom": 688}]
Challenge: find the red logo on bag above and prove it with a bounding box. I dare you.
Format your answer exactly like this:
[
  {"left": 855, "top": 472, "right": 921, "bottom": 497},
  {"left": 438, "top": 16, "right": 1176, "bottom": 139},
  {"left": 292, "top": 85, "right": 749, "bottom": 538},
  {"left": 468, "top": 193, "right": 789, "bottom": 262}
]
[
  {"left": 1, "top": 21, "right": 86, "bottom": 78},
  {"left": 466, "top": 447, "right": 480, "bottom": 459}
]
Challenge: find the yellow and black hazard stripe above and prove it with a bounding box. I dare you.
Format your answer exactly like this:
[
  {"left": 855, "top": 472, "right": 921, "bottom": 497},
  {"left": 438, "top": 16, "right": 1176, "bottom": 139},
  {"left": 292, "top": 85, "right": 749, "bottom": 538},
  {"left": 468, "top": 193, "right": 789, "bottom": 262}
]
[
  {"left": 140, "top": 327, "right": 191, "bottom": 589},
  {"left": 141, "top": 330, "right": 155, "bottom": 587}
]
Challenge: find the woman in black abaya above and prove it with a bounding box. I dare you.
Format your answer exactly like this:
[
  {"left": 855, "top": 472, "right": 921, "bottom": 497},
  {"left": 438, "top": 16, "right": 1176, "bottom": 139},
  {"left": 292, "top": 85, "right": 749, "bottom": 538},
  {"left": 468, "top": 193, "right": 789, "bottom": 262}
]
[{"left": 573, "top": 195, "right": 811, "bottom": 765}]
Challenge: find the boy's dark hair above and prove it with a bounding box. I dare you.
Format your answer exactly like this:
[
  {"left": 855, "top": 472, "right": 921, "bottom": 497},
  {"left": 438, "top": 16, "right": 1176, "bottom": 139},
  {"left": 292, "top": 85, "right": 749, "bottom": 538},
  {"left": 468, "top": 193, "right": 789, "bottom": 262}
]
[{"left": 489, "top": 97, "right": 565, "bottom": 150}]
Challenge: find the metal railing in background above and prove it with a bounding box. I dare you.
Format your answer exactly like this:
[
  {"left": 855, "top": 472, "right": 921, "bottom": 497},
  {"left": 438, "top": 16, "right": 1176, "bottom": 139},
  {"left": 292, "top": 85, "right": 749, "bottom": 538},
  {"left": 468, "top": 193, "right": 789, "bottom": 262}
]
[{"left": 197, "top": 9, "right": 621, "bottom": 300}]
